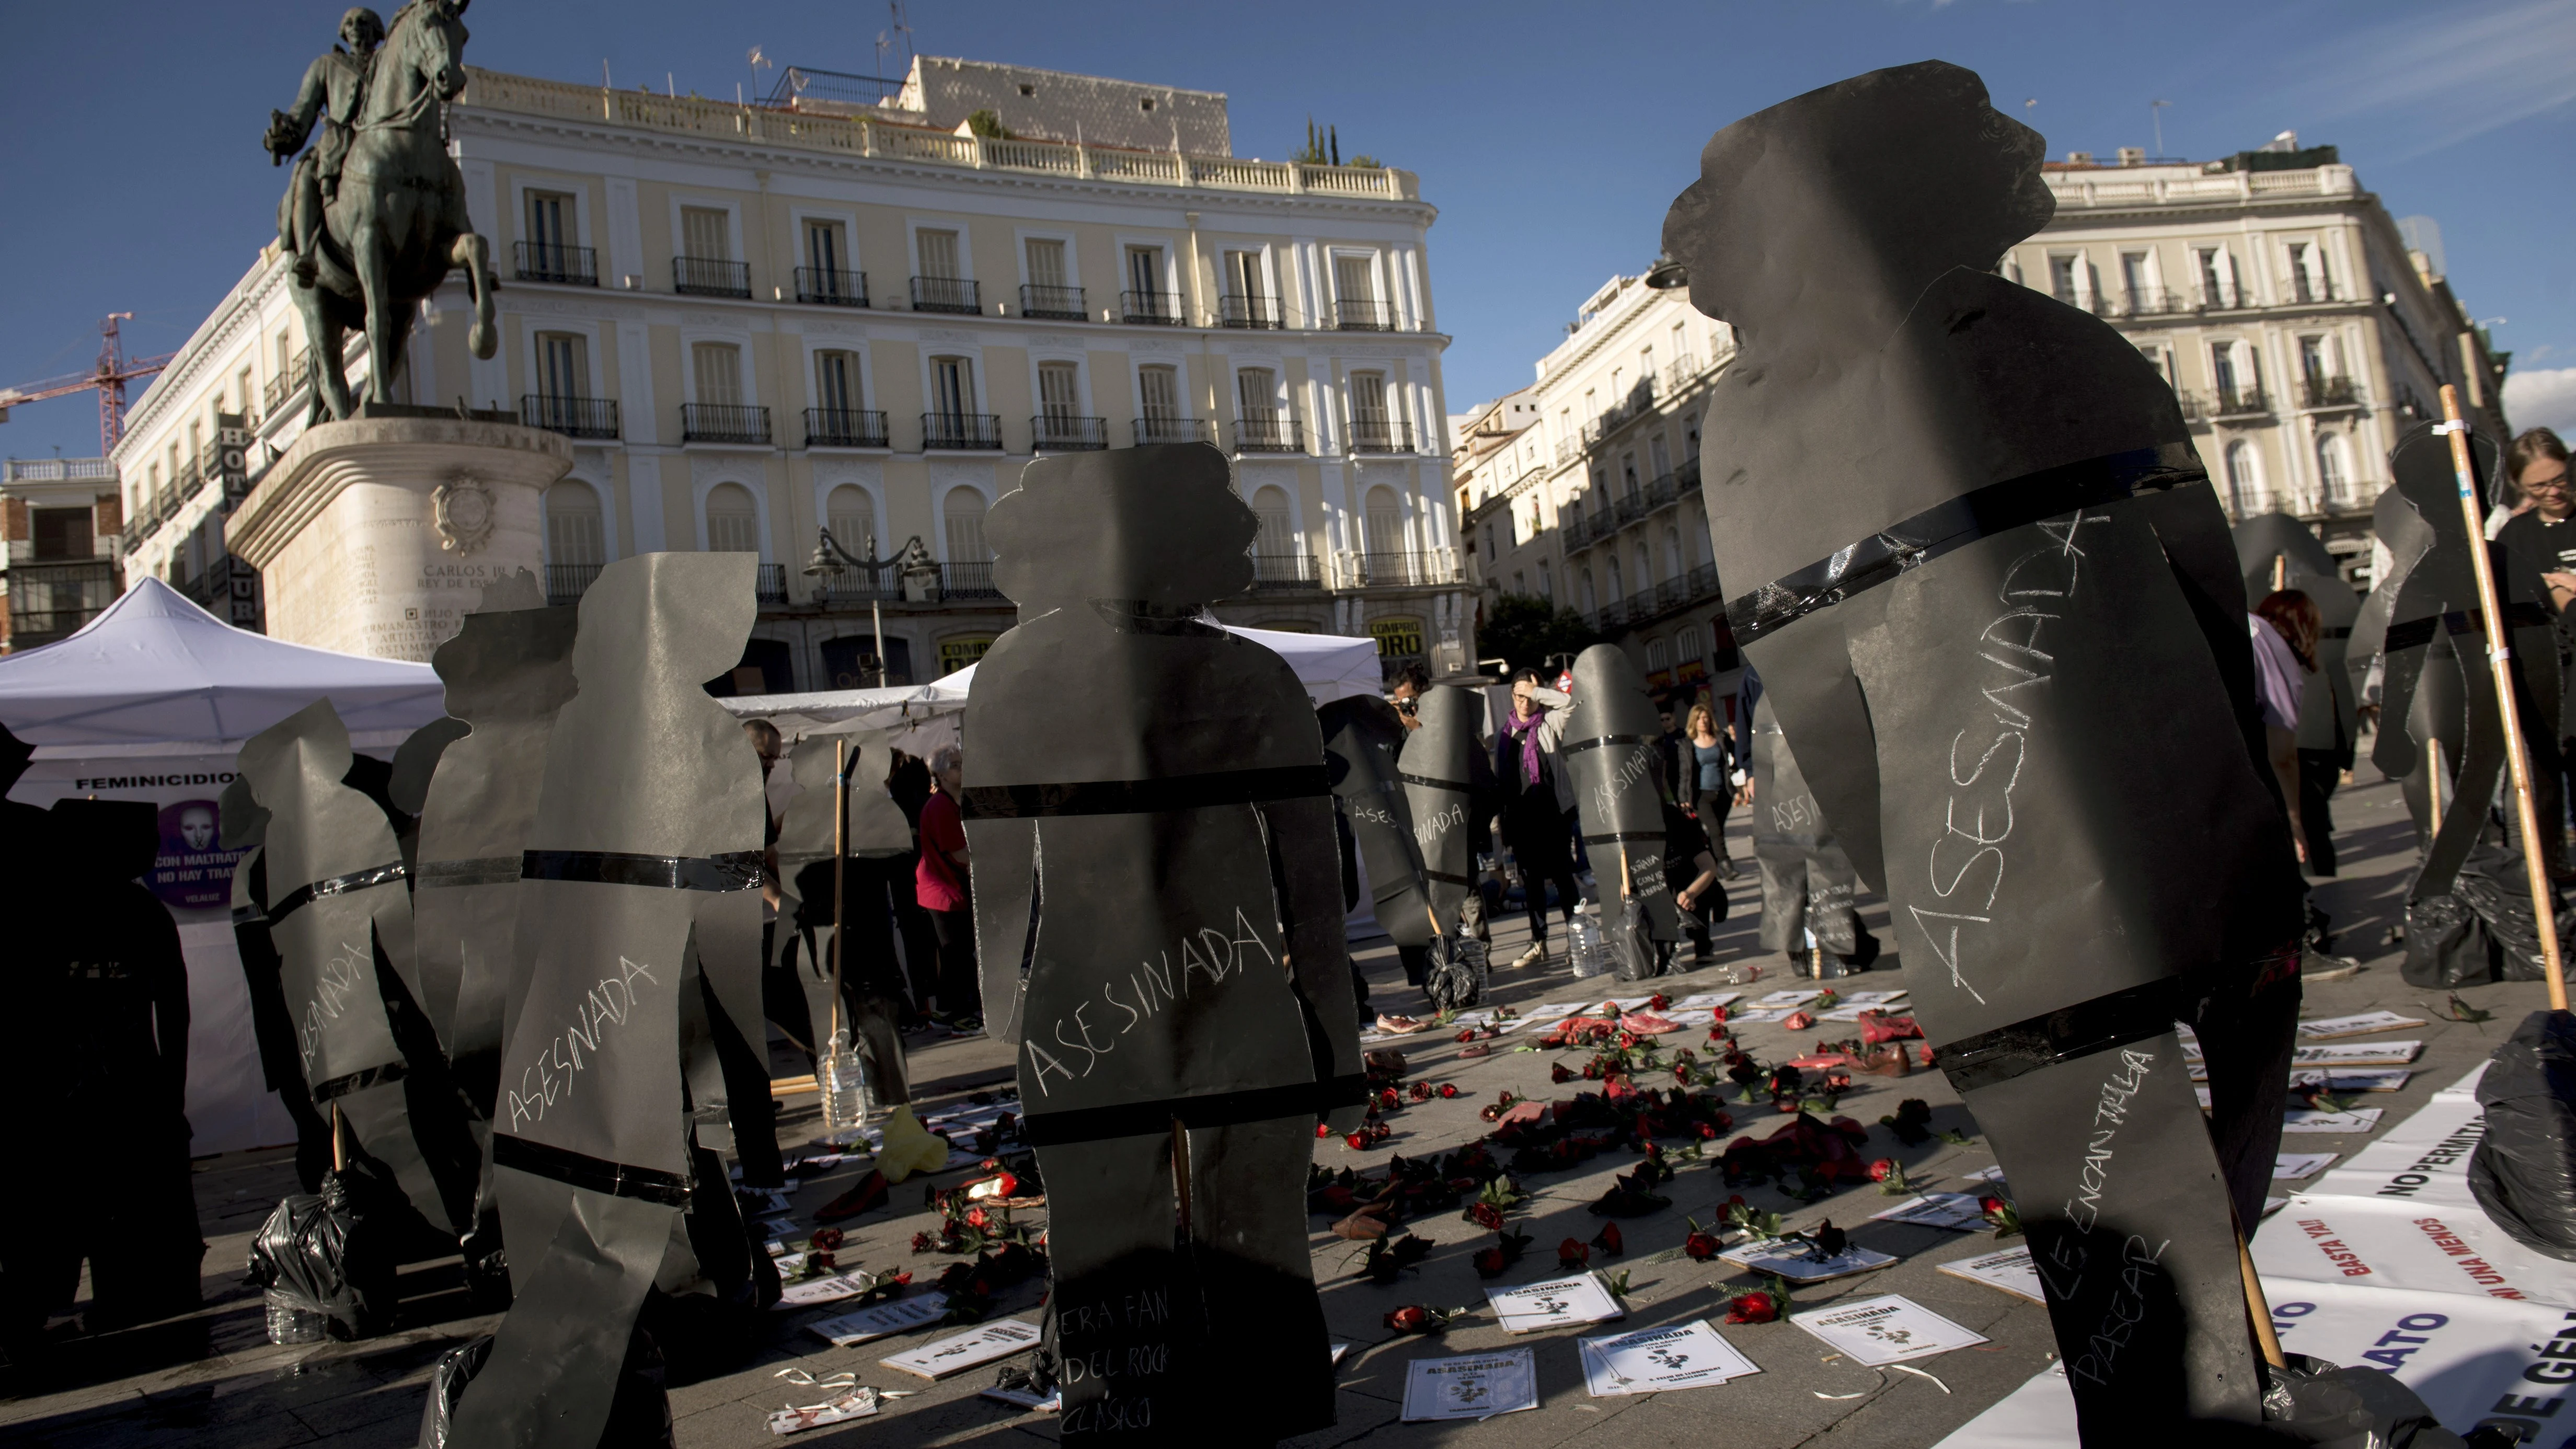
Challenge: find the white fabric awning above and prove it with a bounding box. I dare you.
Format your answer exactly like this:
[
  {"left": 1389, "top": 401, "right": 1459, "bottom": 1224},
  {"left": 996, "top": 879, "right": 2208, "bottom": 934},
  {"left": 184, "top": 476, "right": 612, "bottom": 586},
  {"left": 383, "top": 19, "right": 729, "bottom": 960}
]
[{"left": 0, "top": 577, "right": 447, "bottom": 754}]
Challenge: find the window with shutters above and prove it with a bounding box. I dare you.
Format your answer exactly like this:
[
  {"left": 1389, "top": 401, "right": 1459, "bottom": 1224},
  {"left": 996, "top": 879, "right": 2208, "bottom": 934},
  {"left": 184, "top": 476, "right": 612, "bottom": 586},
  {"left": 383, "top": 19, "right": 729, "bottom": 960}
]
[
  {"left": 826, "top": 484, "right": 875, "bottom": 557},
  {"left": 546, "top": 480, "right": 605, "bottom": 567},
  {"left": 692, "top": 342, "right": 743, "bottom": 406},
  {"left": 918, "top": 229, "right": 961, "bottom": 278},
  {"left": 535, "top": 332, "right": 589, "bottom": 399},
  {"left": 1538, "top": 560, "right": 1553, "bottom": 601},
  {"left": 929, "top": 355, "right": 973, "bottom": 421},
  {"left": 1350, "top": 372, "right": 1388, "bottom": 424},
  {"left": 1026, "top": 237, "right": 1068, "bottom": 289},
  {"left": 1252, "top": 484, "right": 1295, "bottom": 554},
  {"left": 680, "top": 207, "right": 728, "bottom": 260},
  {"left": 704, "top": 482, "right": 760, "bottom": 554},
  {"left": 944, "top": 489, "right": 991, "bottom": 563},
  {"left": 1138, "top": 365, "right": 1182, "bottom": 422},
  {"left": 1036, "top": 363, "right": 1080, "bottom": 424},
  {"left": 1236, "top": 367, "right": 1278, "bottom": 420},
  {"left": 1334, "top": 254, "right": 1375, "bottom": 301},
  {"left": 815, "top": 350, "right": 859, "bottom": 413},
  {"left": 2225, "top": 440, "right": 2263, "bottom": 514},
  {"left": 1364, "top": 485, "right": 1405, "bottom": 556}
]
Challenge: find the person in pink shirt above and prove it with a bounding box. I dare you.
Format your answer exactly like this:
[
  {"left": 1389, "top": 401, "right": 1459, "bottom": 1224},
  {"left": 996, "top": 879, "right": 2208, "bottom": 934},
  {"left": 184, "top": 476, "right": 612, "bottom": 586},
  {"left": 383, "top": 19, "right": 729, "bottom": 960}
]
[{"left": 914, "top": 744, "right": 979, "bottom": 1027}]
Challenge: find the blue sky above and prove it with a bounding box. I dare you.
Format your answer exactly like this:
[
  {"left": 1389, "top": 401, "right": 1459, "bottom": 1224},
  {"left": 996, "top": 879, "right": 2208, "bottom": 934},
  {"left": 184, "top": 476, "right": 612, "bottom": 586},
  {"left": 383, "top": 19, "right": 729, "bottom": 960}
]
[{"left": 3, "top": 0, "right": 2571, "bottom": 461}]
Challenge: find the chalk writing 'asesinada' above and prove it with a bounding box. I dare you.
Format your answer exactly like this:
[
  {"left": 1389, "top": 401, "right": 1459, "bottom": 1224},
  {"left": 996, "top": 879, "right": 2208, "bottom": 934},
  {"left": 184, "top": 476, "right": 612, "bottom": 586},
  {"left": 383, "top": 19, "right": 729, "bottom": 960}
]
[{"left": 506, "top": 955, "right": 659, "bottom": 1131}]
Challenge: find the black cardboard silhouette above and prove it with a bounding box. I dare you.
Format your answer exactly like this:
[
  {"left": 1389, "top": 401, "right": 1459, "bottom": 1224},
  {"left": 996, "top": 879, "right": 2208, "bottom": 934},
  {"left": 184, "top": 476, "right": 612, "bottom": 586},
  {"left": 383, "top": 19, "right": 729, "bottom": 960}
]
[
  {"left": 450, "top": 552, "right": 772, "bottom": 1448},
  {"left": 962, "top": 444, "right": 1359, "bottom": 1442},
  {"left": 2233, "top": 512, "right": 2360, "bottom": 765},
  {"left": 1396, "top": 685, "right": 1492, "bottom": 934},
  {"left": 1747, "top": 693, "right": 1867, "bottom": 958},
  {"left": 1319, "top": 696, "right": 1433, "bottom": 948},
  {"left": 1563, "top": 645, "right": 1680, "bottom": 944},
  {"left": 238, "top": 699, "right": 477, "bottom": 1243},
  {"left": 1665, "top": 59, "right": 2297, "bottom": 1432}
]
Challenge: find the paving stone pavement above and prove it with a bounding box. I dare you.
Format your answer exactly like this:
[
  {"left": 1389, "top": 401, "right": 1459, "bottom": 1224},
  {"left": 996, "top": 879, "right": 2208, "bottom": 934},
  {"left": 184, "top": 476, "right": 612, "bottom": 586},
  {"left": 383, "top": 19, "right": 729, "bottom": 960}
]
[{"left": 0, "top": 754, "right": 2550, "bottom": 1448}]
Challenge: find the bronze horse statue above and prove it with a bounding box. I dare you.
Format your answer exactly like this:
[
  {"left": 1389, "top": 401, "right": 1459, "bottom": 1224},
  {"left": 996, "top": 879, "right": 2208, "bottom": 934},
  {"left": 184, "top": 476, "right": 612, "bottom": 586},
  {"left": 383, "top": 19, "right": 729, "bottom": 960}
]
[{"left": 270, "top": 0, "right": 497, "bottom": 420}]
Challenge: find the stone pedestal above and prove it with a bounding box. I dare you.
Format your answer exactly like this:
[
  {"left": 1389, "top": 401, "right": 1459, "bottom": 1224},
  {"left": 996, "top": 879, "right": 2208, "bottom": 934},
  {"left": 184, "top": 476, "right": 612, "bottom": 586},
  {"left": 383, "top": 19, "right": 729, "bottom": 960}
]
[{"left": 227, "top": 415, "right": 573, "bottom": 661}]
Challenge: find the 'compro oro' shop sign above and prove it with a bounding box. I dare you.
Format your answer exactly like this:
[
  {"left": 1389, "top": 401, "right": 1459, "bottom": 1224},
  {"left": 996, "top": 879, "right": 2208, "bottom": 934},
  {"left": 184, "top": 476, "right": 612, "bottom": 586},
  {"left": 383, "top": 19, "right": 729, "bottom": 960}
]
[
  {"left": 939, "top": 636, "right": 995, "bottom": 676},
  {"left": 1371, "top": 616, "right": 1424, "bottom": 659}
]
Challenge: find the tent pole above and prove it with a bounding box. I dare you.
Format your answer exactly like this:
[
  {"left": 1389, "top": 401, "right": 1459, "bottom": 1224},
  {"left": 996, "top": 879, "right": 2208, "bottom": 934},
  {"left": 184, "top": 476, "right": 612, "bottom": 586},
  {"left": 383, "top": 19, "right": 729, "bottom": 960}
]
[{"left": 2440, "top": 385, "right": 2568, "bottom": 1012}]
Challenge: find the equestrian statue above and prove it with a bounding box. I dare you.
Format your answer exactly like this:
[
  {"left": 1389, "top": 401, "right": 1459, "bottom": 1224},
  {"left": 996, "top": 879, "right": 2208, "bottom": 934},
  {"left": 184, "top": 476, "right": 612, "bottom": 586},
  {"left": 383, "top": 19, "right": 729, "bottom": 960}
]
[{"left": 264, "top": 3, "right": 498, "bottom": 421}]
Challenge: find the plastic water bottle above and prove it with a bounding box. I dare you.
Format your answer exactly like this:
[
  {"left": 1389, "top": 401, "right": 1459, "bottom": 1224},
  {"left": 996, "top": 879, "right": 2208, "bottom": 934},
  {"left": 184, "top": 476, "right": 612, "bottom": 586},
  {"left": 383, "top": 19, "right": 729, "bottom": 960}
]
[
  {"left": 1567, "top": 911, "right": 1608, "bottom": 979},
  {"left": 264, "top": 1290, "right": 325, "bottom": 1344},
  {"left": 819, "top": 1033, "right": 874, "bottom": 1135}
]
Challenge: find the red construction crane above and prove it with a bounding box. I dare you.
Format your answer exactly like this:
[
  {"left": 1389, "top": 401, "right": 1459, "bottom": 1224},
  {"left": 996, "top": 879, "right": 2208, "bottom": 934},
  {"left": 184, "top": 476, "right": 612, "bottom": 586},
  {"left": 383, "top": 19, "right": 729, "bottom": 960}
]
[{"left": 0, "top": 314, "right": 177, "bottom": 456}]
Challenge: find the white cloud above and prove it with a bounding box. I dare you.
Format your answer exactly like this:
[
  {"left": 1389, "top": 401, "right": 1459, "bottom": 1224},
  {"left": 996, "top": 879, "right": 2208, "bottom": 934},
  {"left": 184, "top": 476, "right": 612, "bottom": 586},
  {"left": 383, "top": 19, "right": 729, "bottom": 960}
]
[
  {"left": 2505, "top": 366, "right": 2576, "bottom": 438},
  {"left": 2292, "top": 0, "right": 2576, "bottom": 158}
]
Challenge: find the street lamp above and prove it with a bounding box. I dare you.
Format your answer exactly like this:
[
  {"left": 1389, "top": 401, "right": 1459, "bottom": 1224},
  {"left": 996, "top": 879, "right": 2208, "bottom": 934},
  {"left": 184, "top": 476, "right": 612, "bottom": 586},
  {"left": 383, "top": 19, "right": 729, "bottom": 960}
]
[{"left": 804, "top": 526, "right": 893, "bottom": 688}]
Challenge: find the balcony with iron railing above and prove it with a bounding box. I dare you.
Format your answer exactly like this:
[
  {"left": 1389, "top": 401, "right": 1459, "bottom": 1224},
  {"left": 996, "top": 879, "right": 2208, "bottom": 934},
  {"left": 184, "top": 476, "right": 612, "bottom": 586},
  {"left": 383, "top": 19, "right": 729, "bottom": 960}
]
[
  {"left": 796, "top": 268, "right": 869, "bottom": 307},
  {"left": 2176, "top": 392, "right": 2210, "bottom": 422},
  {"left": 1644, "top": 473, "right": 1677, "bottom": 511},
  {"left": 682, "top": 403, "right": 770, "bottom": 444},
  {"left": 1686, "top": 561, "right": 1718, "bottom": 599},
  {"left": 755, "top": 563, "right": 788, "bottom": 604},
  {"left": 2288, "top": 275, "right": 2338, "bottom": 305},
  {"left": 911, "top": 276, "right": 980, "bottom": 314},
  {"left": 2107, "top": 289, "right": 2187, "bottom": 317},
  {"left": 1233, "top": 415, "right": 1302, "bottom": 454},
  {"left": 1135, "top": 416, "right": 1214, "bottom": 447},
  {"left": 2198, "top": 282, "right": 2250, "bottom": 311},
  {"left": 522, "top": 394, "right": 620, "bottom": 439},
  {"left": 545, "top": 563, "right": 602, "bottom": 605},
  {"left": 516, "top": 241, "right": 599, "bottom": 285},
  {"left": 1350, "top": 418, "right": 1414, "bottom": 454},
  {"left": 922, "top": 412, "right": 1003, "bottom": 450},
  {"left": 1251, "top": 553, "right": 1321, "bottom": 590},
  {"left": 1032, "top": 415, "right": 1108, "bottom": 451},
  {"left": 1561, "top": 512, "right": 1589, "bottom": 548},
  {"left": 942, "top": 561, "right": 1004, "bottom": 599},
  {"left": 1350, "top": 551, "right": 1464, "bottom": 588},
  {"left": 1613, "top": 492, "right": 1644, "bottom": 524},
  {"left": 263, "top": 370, "right": 291, "bottom": 414},
  {"left": 1555, "top": 436, "right": 1578, "bottom": 464},
  {"left": 2211, "top": 386, "right": 2270, "bottom": 418},
  {"left": 1220, "top": 294, "right": 1282, "bottom": 329},
  {"left": 1335, "top": 298, "right": 1395, "bottom": 332},
  {"left": 2302, "top": 375, "right": 2363, "bottom": 409},
  {"left": 1019, "top": 283, "right": 1086, "bottom": 321},
  {"left": 803, "top": 408, "right": 889, "bottom": 448},
  {"left": 674, "top": 256, "right": 751, "bottom": 297},
  {"left": 1663, "top": 355, "right": 1699, "bottom": 394},
  {"left": 177, "top": 459, "right": 205, "bottom": 501},
  {"left": 818, "top": 565, "right": 901, "bottom": 602},
  {"left": 1121, "top": 290, "right": 1183, "bottom": 325}
]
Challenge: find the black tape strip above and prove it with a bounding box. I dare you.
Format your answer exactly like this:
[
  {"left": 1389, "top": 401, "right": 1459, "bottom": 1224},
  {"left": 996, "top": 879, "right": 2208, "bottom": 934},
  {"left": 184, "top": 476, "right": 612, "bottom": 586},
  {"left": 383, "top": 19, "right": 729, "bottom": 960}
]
[
  {"left": 310, "top": 1060, "right": 409, "bottom": 1103},
  {"left": 1559, "top": 733, "right": 1653, "bottom": 756},
  {"left": 1021, "top": 1074, "right": 1370, "bottom": 1146},
  {"left": 1397, "top": 772, "right": 1473, "bottom": 792},
  {"left": 960, "top": 764, "right": 1330, "bottom": 820},
  {"left": 417, "top": 856, "right": 523, "bottom": 889},
  {"left": 1938, "top": 978, "right": 2177, "bottom": 1093},
  {"left": 1423, "top": 868, "right": 1477, "bottom": 887},
  {"left": 2381, "top": 603, "right": 2551, "bottom": 654},
  {"left": 492, "top": 1133, "right": 693, "bottom": 1207},
  {"left": 270, "top": 860, "right": 408, "bottom": 923},
  {"left": 2322, "top": 625, "right": 2353, "bottom": 640},
  {"left": 1581, "top": 831, "right": 1666, "bottom": 846},
  {"left": 521, "top": 849, "right": 763, "bottom": 892},
  {"left": 1723, "top": 448, "right": 2200, "bottom": 646}
]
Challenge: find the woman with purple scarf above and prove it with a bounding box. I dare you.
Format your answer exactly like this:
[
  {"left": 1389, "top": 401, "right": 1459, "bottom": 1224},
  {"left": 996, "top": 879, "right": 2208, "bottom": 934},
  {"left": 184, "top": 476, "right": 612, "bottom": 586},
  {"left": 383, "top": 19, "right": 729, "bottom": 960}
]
[{"left": 1495, "top": 669, "right": 1582, "bottom": 969}]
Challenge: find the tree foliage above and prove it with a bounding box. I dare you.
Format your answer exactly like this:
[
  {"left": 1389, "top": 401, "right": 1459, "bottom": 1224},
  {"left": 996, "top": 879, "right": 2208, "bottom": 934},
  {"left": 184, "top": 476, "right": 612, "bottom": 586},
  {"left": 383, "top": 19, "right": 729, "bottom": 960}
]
[{"left": 1479, "top": 594, "right": 1601, "bottom": 676}]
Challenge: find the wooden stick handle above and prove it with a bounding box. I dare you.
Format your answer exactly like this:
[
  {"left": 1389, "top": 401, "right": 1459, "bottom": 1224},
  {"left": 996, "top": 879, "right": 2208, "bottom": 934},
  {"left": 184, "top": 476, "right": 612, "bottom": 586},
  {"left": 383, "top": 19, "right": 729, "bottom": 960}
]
[
  {"left": 2440, "top": 385, "right": 2569, "bottom": 1012},
  {"left": 330, "top": 1103, "right": 346, "bottom": 1174},
  {"left": 2426, "top": 737, "right": 2445, "bottom": 845},
  {"left": 2239, "top": 1230, "right": 2287, "bottom": 1369},
  {"left": 829, "top": 738, "right": 848, "bottom": 1049}
]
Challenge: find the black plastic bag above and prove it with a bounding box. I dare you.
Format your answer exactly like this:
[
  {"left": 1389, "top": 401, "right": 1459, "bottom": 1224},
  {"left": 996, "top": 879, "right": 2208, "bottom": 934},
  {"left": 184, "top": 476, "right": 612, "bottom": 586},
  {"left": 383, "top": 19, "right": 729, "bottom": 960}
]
[
  {"left": 2245, "top": 1352, "right": 2495, "bottom": 1446},
  {"left": 2400, "top": 894, "right": 2496, "bottom": 988},
  {"left": 1421, "top": 934, "right": 1488, "bottom": 1012},
  {"left": 2469, "top": 1009, "right": 2576, "bottom": 1262},
  {"left": 417, "top": 1335, "right": 492, "bottom": 1447},
  {"left": 245, "top": 1172, "right": 394, "bottom": 1341},
  {"left": 419, "top": 1327, "right": 672, "bottom": 1449}
]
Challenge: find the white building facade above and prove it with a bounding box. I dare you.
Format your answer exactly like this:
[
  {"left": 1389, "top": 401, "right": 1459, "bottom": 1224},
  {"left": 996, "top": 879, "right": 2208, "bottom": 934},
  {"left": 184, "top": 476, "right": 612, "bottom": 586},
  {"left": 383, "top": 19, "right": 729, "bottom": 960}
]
[{"left": 117, "top": 56, "right": 1467, "bottom": 689}]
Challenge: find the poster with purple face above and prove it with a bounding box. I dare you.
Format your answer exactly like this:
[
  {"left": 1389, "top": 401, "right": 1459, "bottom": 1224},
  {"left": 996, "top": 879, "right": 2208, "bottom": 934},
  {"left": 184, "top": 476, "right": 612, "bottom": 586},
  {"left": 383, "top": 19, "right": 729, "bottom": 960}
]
[{"left": 148, "top": 799, "right": 247, "bottom": 911}]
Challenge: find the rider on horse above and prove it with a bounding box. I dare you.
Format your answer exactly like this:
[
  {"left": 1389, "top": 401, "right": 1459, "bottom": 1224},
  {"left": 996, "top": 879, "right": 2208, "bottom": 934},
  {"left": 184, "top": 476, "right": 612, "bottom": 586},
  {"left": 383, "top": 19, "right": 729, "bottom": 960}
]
[{"left": 264, "top": 8, "right": 386, "bottom": 289}]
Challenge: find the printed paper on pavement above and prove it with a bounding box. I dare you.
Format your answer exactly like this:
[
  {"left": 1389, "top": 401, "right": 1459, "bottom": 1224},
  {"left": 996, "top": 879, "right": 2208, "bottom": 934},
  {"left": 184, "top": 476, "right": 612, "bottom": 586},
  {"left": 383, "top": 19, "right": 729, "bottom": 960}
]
[
  {"left": 1937, "top": 1246, "right": 2047, "bottom": 1305},
  {"left": 2297, "top": 1011, "right": 2429, "bottom": 1039},
  {"left": 1791, "top": 1294, "right": 1988, "bottom": 1365},
  {"left": 1870, "top": 1193, "right": 1990, "bottom": 1230},
  {"left": 1400, "top": 1349, "right": 1540, "bottom": 1422},
  {"left": 2273, "top": 1153, "right": 2337, "bottom": 1181},
  {"left": 1579, "top": 1320, "right": 1760, "bottom": 1396},
  {"left": 806, "top": 1293, "right": 951, "bottom": 1347},
  {"left": 881, "top": 1319, "right": 1041, "bottom": 1379},
  {"left": 2283, "top": 1107, "right": 2385, "bottom": 1134},
  {"left": 1721, "top": 1237, "right": 1898, "bottom": 1283},
  {"left": 1486, "top": 1273, "right": 1626, "bottom": 1333}
]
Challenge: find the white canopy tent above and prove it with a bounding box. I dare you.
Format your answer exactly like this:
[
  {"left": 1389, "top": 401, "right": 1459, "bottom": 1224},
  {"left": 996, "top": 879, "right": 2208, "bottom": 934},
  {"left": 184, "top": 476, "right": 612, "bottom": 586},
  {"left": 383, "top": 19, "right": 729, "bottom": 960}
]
[
  {"left": 717, "top": 623, "right": 1386, "bottom": 746},
  {"left": 0, "top": 578, "right": 451, "bottom": 1154}
]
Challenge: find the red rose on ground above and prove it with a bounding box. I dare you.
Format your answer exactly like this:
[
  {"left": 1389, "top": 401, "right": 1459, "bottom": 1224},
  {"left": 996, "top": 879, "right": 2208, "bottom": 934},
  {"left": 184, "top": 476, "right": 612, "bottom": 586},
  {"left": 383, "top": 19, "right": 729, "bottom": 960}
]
[
  {"left": 811, "top": 1227, "right": 846, "bottom": 1251},
  {"left": 1456, "top": 1028, "right": 1477, "bottom": 1043},
  {"left": 1472, "top": 1247, "right": 1509, "bottom": 1278},
  {"left": 1684, "top": 1230, "right": 1722, "bottom": 1261},
  {"left": 1592, "top": 1223, "right": 1625, "bottom": 1256},
  {"left": 1409, "top": 1082, "right": 1432, "bottom": 1101},
  {"left": 1784, "top": 1011, "right": 1815, "bottom": 1031},
  {"left": 1980, "top": 1194, "right": 2006, "bottom": 1215},
  {"left": 1469, "top": 1202, "right": 1506, "bottom": 1230},
  {"left": 1711, "top": 1007, "right": 1730, "bottom": 1024},
  {"left": 1559, "top": 1237, "right": 1590, "bottom": 1269},
  {"left": 965, "top": 1206, "right": 991, "bottom": 1229},
  {"left": 1439, "top": 1084, "right": 1459, "bottom": 1099},
  {"left": 1316, "top": 1123, "right": 1332, "bottom": 1138},
  {"left": 1869, "top": 1158, "right": 1896, "bottom": 1182},
  {"left": 1648, "top": 993, "right": 1672, "bottom": 1011},
  {"left": 909, "top": 1232, "right": 936, "bottom": 1253},
  {"left": 1725, "top": 1291, "right": 1780, "bottom": 1324},
  {"left": 1384, "top": 1305, "right": 1431, "bottom": 1333},
  {"left": 1346, "top": 1133, "right": 1370, "bottom": 1149}
]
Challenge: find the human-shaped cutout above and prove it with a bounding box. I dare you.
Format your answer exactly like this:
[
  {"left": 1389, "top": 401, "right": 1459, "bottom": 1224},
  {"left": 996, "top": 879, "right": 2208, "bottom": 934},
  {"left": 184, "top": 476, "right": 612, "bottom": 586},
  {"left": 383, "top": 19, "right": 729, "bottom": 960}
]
[
  {"left": 1563, "top": 644, "right": 1681, "bottom": 961},
  {"left": 1664, "top": 60, "right": 2300, "bottom": 1432},
  {"left": 965, "top": 443, "right": 1362, "bottom": 1442},
  {"left": 238, "top": 699, "right": 479, "bottom": 1247},
  {"left": 2370, "top": 423, "right": 2560, "bottom": 985},
  {"left": 1318, "top": 695, "right": 1432, "bottom": 948},
  {"left": 450, "top": 552, "right": 775, "bottom": 1447},
  {"left": 1747, "top": 691, "right": 1873, "bottom": 970},
  {"left": 771, "top": 732, "right": 914, "bottom": 1106}
]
